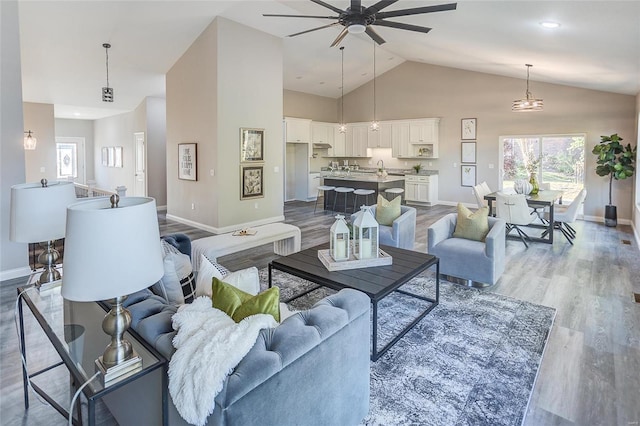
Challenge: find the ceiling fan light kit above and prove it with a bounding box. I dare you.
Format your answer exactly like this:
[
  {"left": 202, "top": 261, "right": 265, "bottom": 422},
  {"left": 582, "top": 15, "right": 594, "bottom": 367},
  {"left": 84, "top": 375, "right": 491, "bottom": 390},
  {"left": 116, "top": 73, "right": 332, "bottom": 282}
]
[
  {"left": 264, "top": 1, "right": 457, "bottom": 46},
  {"left": 512, "top": 64, "right": 543, "bottom": 112}
]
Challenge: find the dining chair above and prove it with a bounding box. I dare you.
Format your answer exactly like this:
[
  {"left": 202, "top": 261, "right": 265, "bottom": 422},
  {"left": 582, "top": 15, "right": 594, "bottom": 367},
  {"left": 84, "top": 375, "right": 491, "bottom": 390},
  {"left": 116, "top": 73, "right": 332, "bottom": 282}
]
[
  {"left": 542, "top": 188, "right": 587, "bottom": 244},
  {"left": 531, "top": 182, "right": 552, "bottom": 223},
  {"left": 495, "top": 192, "right": 537, "bottom": 248},
  {"left": 472, "top": 181, "right": 492, "bottom": 214}
]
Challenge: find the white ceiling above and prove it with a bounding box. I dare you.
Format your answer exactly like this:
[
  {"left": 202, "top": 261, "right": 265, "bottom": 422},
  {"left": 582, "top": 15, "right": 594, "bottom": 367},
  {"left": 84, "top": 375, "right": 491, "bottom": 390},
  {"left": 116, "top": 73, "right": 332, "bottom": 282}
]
[{"left": 18, "top": 1, "right": 640, "bottom": 120}]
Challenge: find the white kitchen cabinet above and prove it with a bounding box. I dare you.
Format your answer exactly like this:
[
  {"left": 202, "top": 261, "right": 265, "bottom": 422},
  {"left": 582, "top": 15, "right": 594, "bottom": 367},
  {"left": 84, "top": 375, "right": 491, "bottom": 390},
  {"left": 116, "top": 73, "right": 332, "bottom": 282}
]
[
  {"left": 368, "top": 122, "right": 392, "bottom": 148},
  {"left": 409, "top": 119, "right": 439, "bottom": 144},
  {"left": 404, "top": 174, "right": 438, "bottom": 206},
  {"left": 346, "top": 123, "right": 369, "bottom": 157},
  {"left": 284, "top": 117, "right": 311, "bottom": 143},
  {"left": 330, "top": 129, "right": 346, "bottom": 157},
  {"left": 311, "top": 122, "right": 335, "bottom": 158},
  {"left": 391, "top": 122, "right": 411, "bottom": 158}
]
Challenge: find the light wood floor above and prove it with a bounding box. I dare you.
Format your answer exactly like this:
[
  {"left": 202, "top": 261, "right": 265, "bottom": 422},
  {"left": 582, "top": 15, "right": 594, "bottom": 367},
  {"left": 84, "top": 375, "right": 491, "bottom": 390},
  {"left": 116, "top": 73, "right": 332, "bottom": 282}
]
[{"left": 1, "top": 200, "right": 638, "bottom": 425}]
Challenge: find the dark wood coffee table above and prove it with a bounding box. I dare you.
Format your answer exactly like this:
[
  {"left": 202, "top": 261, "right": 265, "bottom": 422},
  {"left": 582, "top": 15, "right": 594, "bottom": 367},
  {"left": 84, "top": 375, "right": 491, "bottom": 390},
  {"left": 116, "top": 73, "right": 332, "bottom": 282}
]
[{"left": 268, "top": 243, "right": 439, "bottom": 361}]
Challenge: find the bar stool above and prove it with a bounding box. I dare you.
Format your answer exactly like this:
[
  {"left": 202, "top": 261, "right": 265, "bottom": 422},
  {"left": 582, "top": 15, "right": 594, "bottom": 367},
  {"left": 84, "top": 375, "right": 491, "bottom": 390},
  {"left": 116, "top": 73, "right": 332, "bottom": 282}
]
[
  {"left": 314, "top": 185, "right": 336, "bottom": 213},
  {"left": 353, "top": 189, "right": 375, "bottom": 212},
  {"left": 384, "top": 187, "right": 404, "bottom": 201},
  {"left": 333, "top": 187, "right": 354, "bottom": 214}
]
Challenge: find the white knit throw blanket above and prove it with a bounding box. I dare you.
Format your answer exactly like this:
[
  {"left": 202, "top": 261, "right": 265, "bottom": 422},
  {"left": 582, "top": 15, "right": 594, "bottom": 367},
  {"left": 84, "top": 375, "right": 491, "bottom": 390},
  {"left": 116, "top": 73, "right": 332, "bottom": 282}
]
[{"left": 169, "top": 296, "right": 278, "bottom": 426}]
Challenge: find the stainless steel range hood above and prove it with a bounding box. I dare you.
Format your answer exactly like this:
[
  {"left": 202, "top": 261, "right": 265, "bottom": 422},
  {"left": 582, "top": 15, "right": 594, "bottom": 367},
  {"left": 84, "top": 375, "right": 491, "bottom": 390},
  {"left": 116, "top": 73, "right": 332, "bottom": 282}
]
[{"left": 313, "top": 143, "right": 332, "bottom": 149}]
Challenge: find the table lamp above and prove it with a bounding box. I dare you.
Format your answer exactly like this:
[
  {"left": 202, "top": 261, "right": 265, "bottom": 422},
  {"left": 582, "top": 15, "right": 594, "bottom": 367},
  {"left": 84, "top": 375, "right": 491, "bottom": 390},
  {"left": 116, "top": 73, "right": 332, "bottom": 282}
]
[
  {"left": 10, "top": 179, "right": 77, "bottom": 287},
  {"left": 62, "top": 195, "right": 163, "bottom": 384}
]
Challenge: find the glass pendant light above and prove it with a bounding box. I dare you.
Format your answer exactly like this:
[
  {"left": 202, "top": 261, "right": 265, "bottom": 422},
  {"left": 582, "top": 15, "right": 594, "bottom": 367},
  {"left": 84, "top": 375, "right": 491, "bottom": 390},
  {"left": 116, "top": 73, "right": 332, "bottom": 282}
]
[{"left": 512, "top": 64, "right": 543, "bottom": 112}]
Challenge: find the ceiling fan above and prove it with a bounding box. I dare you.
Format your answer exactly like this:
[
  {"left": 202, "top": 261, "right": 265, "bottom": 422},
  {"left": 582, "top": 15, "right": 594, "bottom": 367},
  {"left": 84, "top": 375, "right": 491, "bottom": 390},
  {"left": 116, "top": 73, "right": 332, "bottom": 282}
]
[{"left": 264, "top": 0, "right": 457, "bottom": 47}]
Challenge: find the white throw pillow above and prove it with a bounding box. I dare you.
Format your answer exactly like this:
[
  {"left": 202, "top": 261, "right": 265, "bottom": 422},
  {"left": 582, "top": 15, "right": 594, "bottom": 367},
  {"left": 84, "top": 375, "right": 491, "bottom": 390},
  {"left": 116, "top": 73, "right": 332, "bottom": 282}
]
[
  {"left": 195, "top": 254, "right": 260, "bottom": 297},
  {"left": 153, "top": 250, "right": 195, "bottom": 305}
]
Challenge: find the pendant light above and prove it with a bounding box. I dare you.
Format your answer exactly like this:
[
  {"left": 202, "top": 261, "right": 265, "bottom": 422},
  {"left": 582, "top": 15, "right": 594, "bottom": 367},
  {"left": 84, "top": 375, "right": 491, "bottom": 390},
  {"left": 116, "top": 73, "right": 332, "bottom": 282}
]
[
  {"left": 102, "top": 43, "right": 114, "bottom": 102},
  {"left": 23, "top": 130, "right": 37, "bottom": 150},
  {"left": 338, "top": 46, "right": 346, "bottom": 134},
  {"left": 370, "top": 42, "right": 379, "bottom": 131},
  {"left": 512, "top": 64, "right": 543, "bottom": 112}
]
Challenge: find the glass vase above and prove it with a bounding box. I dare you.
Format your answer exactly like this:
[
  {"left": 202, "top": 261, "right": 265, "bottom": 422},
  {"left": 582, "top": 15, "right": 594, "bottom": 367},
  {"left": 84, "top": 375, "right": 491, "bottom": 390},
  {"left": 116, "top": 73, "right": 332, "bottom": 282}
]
[{"left": 529, "top": 172, "right": 539, "bottom": 195}]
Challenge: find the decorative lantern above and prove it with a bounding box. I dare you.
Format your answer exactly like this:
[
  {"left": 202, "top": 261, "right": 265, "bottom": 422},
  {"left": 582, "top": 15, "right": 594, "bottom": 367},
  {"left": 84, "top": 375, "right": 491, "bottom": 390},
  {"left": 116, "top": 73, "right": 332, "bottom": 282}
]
[
  {"left": 353, "top": 206, "right": 379, "bottom": 260},
  {"left": 330, "top": 214, "right": 351, "bottom": 261}
]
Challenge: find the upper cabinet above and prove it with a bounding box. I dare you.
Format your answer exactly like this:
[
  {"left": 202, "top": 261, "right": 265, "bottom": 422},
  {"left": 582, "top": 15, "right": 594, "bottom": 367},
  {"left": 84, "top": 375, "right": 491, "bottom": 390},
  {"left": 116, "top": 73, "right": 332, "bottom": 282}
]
[
  {"left": 409, "top": 119, "right": 439, "bottom": 144},
  {"left": 346, "top": 123, "right": 369, "bottom": 157},
  {"left": 311, "top": 122, "right": 336, "bottom": 158},
  {"left": 284, "top": 117, "right": 311, "bottom": 143},
  {"left": 331, "top": 128, "right": 347, "bottom": 157},
  {"left": 368, "top": 122, "right": 392, "bottom": 148},
  {"left": 393, "top": 118, "right": 440, "bottom": 158}
]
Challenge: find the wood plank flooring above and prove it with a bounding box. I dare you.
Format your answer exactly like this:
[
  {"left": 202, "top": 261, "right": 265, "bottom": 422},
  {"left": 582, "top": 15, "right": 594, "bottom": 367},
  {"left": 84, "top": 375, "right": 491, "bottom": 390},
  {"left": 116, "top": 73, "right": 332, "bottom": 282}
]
[{"left": 1, "top": 200, "right": 638, "bottom": 425}]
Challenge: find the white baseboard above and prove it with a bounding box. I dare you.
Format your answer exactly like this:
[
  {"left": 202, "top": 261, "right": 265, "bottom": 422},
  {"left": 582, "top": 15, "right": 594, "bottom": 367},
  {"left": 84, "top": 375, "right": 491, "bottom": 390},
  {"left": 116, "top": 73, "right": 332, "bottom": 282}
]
[
  {"left": 156, "top": 205, "right": 167, "bottom": 211},
  {"left": 0, "top": 266, "right": 32, "bottom": 282},
  {"left": 582, "top": 215, "right": 632, "bottom": 226},
  {"left": 165, "top": 214, "right": 286, "bottom": 235},
  {"left": 436, "top": 200, "right": 477, "bottom": 209}
]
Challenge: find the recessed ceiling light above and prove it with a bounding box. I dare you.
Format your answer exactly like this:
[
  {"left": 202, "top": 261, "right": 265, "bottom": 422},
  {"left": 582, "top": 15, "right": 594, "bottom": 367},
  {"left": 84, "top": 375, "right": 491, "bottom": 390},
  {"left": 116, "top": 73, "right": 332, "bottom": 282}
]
[
  {"left": 73, "top": 112, "right": 81, "bottom": 117},
  {"left": 540, "top": 21, "right": 561, "bottom": 29}
]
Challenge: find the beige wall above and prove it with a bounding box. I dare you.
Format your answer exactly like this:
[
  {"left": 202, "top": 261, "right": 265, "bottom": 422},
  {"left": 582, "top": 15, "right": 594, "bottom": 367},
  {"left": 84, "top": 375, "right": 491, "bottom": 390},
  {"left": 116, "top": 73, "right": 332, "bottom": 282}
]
[
  {"left": 284, "top": 90, "right": 338, "bottom": 123},
  {"left": 339, "top": 61, "right": 637, "bottom": 222},
  {"left": 146, "top": 97, "right": 167, "bottom": 207},
  {"left": 166, "top": 17, "right": 283, "bottom": 232},
  {"left": 1, "top": 0, "right": 29, "bottom": 278},
  {"left": 23, "top": 102, "right": 56, "bottom": 183},
  {"left": 55, "top": 118, "right": 95, "bottom": 183}
]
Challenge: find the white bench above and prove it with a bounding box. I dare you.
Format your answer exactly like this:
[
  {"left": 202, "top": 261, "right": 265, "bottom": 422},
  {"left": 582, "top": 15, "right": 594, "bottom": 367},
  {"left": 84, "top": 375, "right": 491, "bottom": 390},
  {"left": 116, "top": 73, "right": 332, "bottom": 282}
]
[{"left": 191, "top": 223, "right": 301, "bottom": 271}]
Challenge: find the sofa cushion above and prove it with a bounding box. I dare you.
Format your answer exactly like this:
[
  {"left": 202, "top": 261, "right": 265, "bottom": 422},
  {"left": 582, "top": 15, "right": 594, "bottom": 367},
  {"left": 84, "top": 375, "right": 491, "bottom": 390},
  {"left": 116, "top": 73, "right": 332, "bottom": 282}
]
[
  {"left": 375, "top": 194, "right": 401, "bottom": 226},
  {"left": 453, "top": 203, "right": 489, "bottom": 242},
  {"left": 195, "top": 254, "right": 227, "bottom": 297},
  {"left": 212, "top": 278, "right": 280, "bottom": 323}
]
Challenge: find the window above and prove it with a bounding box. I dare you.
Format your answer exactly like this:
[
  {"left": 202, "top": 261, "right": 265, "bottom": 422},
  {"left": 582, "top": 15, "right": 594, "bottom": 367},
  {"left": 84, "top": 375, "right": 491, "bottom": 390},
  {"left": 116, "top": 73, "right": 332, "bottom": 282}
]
[
  {"left": 56, "top": 143, "right": 77, "bottom": 180},
  {"left": 500, "top": 134, "right": 585, "bottom": 202}
]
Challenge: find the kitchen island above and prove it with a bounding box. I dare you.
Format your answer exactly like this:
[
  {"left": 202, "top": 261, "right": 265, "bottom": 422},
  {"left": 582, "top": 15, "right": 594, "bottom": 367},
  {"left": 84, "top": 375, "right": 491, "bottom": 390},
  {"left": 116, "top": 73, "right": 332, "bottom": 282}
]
[{"left": 322, "top": 174, "right": 405, "bottom": 213}]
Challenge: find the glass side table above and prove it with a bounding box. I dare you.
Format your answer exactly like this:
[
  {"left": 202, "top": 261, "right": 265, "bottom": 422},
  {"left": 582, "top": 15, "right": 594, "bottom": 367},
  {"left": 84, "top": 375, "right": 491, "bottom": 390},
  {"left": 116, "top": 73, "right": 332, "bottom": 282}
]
[{"left": 17, "top": 283, "right": 168, "bottom": 426}]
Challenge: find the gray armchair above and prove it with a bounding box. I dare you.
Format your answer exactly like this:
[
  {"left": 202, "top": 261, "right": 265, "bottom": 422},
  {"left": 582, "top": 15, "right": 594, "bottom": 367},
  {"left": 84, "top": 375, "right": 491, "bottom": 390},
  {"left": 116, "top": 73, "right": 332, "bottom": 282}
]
[
  {"left": 351, "top": 205, "right": 417, "bottom": 250},
  {"left": 427, "top": 213, "right": 506, "bottom": 287}
]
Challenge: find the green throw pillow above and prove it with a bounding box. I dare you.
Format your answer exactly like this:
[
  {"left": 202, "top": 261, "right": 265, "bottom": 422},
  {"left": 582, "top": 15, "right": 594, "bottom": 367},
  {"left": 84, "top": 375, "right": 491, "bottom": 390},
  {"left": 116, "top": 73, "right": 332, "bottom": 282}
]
[
  {"left": 212, "top": 278, "right": 280, "bottom": 323},
  {"left": 452, "top": 203, "right": 490, "bottom": 242},
  {"left": 376, "top": 194, "right": 401, "bottom": 226}
]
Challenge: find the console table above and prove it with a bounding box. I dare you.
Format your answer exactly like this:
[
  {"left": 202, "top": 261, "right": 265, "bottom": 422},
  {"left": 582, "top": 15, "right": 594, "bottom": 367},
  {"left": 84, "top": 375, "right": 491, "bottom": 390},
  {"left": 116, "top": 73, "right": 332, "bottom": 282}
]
[{"left": 17, "top": 283, "right": 167, "bottom": 426}]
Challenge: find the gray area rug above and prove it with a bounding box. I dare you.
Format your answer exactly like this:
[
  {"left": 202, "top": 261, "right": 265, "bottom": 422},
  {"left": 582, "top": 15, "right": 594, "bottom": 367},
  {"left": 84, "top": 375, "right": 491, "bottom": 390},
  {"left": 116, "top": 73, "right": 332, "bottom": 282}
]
[{"left": 259, "top": 268, "right": 556, "bottom": 426}]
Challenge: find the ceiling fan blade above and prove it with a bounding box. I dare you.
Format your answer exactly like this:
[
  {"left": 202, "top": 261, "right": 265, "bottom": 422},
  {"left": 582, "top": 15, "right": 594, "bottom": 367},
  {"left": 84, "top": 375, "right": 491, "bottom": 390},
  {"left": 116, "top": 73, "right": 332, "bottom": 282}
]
[
  {"left": 376, "top": 3, "right": 457, "bottom": 19},
  {"left": 288, "top": 22, "right": 341, "bottom": 38},
  {"left": 350, "top": 0, "right": 362, "bottom": 12},
  {"left": 364, "top": 0, "right": 399, "bottom": 15},
  {"left": 365, "top": 26, "right": 386, "bottom": 45},
  {"left": 373, "top": 20, "right": 432, "bottom": 34},
  {"left": 330, "top": 27, "right": 349, "bottom": 47},
  {"left": 263, "top": 14, "right": 338, "bottom": 19},
  {"left": 310, "top": 0, "right": 346, "bottom": 15}
]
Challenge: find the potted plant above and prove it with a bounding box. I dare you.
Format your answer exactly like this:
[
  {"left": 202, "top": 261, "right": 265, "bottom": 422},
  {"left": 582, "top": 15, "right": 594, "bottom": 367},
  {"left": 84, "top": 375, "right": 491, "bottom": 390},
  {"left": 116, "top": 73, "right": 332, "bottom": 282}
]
[
  {"left": 413, "top": 163, "right": 422, "bottom": 174},
  {"left": 592, "top": 133, "right": 637, "bottom": 226}
]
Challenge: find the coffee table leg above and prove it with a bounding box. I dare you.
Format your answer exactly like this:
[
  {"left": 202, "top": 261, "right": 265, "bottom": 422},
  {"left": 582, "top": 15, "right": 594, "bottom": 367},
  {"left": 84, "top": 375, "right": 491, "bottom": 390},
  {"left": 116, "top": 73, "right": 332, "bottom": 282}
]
[
  {"left": 436, "top": 260, "right": 440, "bottom": 303},
  {"left": 372, "top": 300, "right": 379, "bottom": 361}
]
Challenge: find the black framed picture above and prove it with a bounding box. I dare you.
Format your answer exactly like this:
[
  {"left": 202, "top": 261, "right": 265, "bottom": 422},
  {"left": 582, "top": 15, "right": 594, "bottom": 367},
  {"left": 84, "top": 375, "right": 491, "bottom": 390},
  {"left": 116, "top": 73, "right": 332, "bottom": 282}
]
[
  {"left": 178, "top": 143, "right": 197, "bottom": 181},
  {"left": 240, "top": 165, "right": 264, "bottom": 200}
]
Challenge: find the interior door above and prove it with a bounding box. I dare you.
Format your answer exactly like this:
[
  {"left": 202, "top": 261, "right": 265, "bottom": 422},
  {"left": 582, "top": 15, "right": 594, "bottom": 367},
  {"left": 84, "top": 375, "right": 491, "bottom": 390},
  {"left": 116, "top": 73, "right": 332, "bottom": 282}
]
[{"left": 133, "top": 132, "right": 147, "bottom": 196}]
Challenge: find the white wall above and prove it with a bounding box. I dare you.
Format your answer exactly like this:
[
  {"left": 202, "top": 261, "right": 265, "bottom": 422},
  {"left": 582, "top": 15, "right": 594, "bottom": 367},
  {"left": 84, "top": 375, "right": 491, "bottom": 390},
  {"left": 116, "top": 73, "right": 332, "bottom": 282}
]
[
  {"left": 146, "top": 97, "right": 167, "bottom": 207},
  {"left": 23, "top": 102, "right": 56, "bottom": 182},
  {"left": 0, "top": 0, "right": 29, "bottom": 279},
  {"left": 56, "top": 118, "right": 95, "bottom": 182},
  {"left": 166, "top": 17, "right": 283, "bottom": 232}
]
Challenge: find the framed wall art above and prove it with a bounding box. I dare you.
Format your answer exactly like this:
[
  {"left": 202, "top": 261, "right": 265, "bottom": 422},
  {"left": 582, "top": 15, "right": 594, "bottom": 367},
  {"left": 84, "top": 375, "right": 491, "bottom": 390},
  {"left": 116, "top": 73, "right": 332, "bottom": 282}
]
[
  {"left": 461, "top": 164, "right": 477, "bottom": 187},
  {"left": 461, "top": 141, "right": 476, "bottom": 163},
  {"left": 107, "top": 147, "right": 115, "bottom": 167},
  {"left": 240, "top": 165, "right": 264, "bottom": 200},
  {"left": 114, "top": 146, "right": 123, "bottom": 168},
  {"left": 461, "top": 118, "right": 477, "bottom": 140},
  {"left": 101, "top": 147, "right": 108, "bottom": 166},
  {"left": 240, "top": 128, "right": 264, "bottom": 162},
  {"left": 178, "top": 143, "right": 197, "bottom": 181}
]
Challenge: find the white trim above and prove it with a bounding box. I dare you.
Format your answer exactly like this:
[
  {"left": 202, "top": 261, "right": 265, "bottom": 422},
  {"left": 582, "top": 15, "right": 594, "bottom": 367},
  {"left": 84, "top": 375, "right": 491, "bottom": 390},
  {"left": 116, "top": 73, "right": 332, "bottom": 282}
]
[
  {"left": 165, "top": 214, "right": 286, "bottom": 235},
  {"left": 0, "top": 266, "right": 32, "bottom": 282},
  {"left": 436, "top": 200, "right": 477, "bottom": 209},
  {"left": 634, "top": 205, "right": 640, "bottom": 247},
  {"left": 156, "top": 205, "right": 167, "bottom": 211},
  {"left": 583, "top": 215, "right": 632, "bottom": 226}
]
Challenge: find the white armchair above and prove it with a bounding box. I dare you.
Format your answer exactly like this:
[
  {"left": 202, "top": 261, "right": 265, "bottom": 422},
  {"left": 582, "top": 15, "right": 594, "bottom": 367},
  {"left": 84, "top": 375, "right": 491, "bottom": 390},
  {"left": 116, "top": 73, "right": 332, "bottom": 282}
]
[
  {"left": 351, "top": 205, "right": 417, "bottom": 250},
  {"left": 495, "top": 192, "right": 537, "bottom": 248}
]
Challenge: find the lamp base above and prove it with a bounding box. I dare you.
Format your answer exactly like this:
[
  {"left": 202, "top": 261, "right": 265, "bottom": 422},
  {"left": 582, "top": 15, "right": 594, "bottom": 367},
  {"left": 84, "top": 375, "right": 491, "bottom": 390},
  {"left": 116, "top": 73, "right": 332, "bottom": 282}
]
[
  {"left": 36, "top": 241, "right": 61, "bottom": 288},
  {"left": 95, "top": 352, "right": 142, "bottom": 386}
]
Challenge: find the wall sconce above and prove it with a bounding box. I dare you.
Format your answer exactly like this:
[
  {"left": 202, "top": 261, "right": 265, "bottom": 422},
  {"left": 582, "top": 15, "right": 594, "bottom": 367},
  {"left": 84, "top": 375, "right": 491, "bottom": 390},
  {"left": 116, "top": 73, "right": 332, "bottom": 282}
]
[{"left": 24, "top": 130, "right": 37, "bottom": 150}]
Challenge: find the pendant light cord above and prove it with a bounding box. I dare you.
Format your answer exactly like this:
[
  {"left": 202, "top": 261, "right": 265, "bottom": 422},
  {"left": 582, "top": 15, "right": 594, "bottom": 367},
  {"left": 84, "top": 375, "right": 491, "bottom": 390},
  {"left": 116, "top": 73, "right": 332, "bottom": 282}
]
[
  {"left": 103, "top": 43, "right": 111, "bottom": 88},
  {"left": 341, "top": 46, "right": 345, "bottom": 125},
  {"left": 373, "top": 42, "right": 377, "bottom": 121}
]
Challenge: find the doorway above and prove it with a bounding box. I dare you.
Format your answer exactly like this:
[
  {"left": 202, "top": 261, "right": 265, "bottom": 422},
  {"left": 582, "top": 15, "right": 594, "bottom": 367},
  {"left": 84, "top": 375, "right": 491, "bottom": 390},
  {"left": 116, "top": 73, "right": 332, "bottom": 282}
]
[
  {"left": 133, "top": 132, "right": 147, "bottom": 197},
  {"left": 55, "top": 137, "right": 85, "bottom": 184}
]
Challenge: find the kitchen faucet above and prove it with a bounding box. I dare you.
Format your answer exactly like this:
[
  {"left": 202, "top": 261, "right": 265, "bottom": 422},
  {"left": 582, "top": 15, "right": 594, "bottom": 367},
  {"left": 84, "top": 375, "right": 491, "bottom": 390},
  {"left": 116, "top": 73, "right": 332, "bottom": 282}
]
[{"left": 377, "top": 160, "right": 384, "bottom": 170}]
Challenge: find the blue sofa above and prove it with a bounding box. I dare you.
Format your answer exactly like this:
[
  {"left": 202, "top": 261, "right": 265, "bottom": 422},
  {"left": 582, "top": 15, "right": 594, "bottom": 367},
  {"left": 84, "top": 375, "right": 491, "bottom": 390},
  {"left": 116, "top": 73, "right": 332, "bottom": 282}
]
[{"left": 105, "top": 234, "right": 371, "bottom": 426}]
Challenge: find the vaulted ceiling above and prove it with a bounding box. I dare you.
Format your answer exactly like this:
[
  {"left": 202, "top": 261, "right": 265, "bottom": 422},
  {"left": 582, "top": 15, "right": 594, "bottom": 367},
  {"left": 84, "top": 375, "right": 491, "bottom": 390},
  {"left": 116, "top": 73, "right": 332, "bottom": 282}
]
[{"left": 18, "top": 1, "right": 640, "bottom": 120}]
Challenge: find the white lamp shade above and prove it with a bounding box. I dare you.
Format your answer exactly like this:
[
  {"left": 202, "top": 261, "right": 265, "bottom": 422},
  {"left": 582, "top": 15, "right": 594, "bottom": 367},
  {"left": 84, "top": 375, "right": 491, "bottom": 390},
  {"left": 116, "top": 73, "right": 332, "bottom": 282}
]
[
  {"left": 10, "top": 181, "right": 77, "bottom": 242},
  {"left": 61, "top": 196, "right": 164, "bottom": 301}
]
